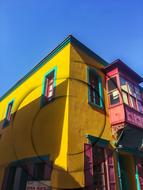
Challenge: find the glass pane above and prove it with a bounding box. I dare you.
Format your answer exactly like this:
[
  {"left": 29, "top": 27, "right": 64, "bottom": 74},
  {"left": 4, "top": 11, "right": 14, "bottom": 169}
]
[
  {"left": 6, "top": 166, "right": 16, "bottom": 190},
  {"left": 138, "top": 101, "right": 143, "bottom": 113},
  {"left": 89, "top": 86, "right": 95, "bottom": 103},
  {"left": 46, "top": 78, "right": 54, "bottom": 98},
  {"left": 108, "top": 77, "right": 117, "bottom": 92},
  {"left": 93, "top": 147, "right": 106, "bottom": 189},
  {"left": 120, "top": 76, "right": 128, "bottom": 92},
  {"left": 122, "top": 91, "right": 129, "bottom": 105},
  {"left": 128, "top": 82, "right": 136, "bottom": 97},
  {"left": 141, "top": 90, "right": 143, "bottom": 101},
  {"left": 135, "top": 86, "right": 142, "bottom": 101},
  {"left": 45, "top": 70, "right": 55, "bottom": 100},
  {"left": 35, "top": 163, "right": 45, "bottom": 180},
  {"left": 7, "top": 105, "right": 12, "bottom": 121},
  {"left": 109, "top": 90, "right": 120, "bottom": 105},
  {"left": 95, "top": 92, "right": 100, "bottom": 106},
  {"left": 89, "top": 70, "right": 101, "bottom": 106},
  {"left": 130, "top": 96, "right": 137, "bottom": 109}
]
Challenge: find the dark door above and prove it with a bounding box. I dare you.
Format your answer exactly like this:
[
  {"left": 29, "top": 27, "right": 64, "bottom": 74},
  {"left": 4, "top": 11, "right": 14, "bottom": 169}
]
[{"left": 119, "top": 154, "right": 136, "bottom": 190}]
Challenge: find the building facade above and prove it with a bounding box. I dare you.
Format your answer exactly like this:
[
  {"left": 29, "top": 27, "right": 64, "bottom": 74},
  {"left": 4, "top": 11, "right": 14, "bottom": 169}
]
[{"left": 0, "top": 35, "right": 142, "bottom": 190}]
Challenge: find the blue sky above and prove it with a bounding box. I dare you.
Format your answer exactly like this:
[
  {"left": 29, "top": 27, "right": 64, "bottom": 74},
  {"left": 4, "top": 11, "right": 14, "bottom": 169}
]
[{"left": 0, "top": 0, "right": 143, "bottom": 96}]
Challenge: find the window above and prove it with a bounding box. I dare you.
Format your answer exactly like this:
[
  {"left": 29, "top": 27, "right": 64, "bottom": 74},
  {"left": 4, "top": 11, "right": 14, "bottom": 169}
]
[
  {"left": 34, "top": 162, "right": 45, "bottom": 180},
  {"left": 120, "top": 77, "right": 128, "bottom": 92},
  {"left": 137, "top": 101, "right": 143, "bottom": 113},
  {"left": 109, "top": 91, "right": 120, "bottom": 105},
  {"left": 2, "top": 157, "right": 52, "bottom": 190},
  {"left": 88, "top": 68, "right": 103, "bottom": 108},
  {"left": 119, "top": 76, "right": 143, "bottom": 113},
  {"left": 2, "top": 166, "right": 16, "bottom": 190},
  {"left": 130, "top": 96, "right": 137, "bottom": 109},
  {"left": 128, "top": 82, "right": 136, "bottom": 97},
  {"left": 41, "top": 68, "right": 57, "bottom": 107},
  {"left": 107, "top": 77, "right": 120, "bottom": 106},
  {"left": 3, "top": 100, "right": 14, "bottom": 128},
  {"left": 92, "top": 146, "right": 116, "bottom": 189},
  {"left": 136, "top": 87, "right": 143, "bottom": 113},
  {"left": 122, "top": 91, "right": 129, "bottom": 105},
  {"left": 33, "top": 161, "right": 52, "bottom": 180},
  {"left": 108, "top": 77, "right": 118, "bottom": 91}
]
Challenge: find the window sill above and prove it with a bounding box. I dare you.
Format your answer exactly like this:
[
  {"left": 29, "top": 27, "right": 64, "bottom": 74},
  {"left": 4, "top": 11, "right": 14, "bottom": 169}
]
[
  {"left": 2, "top": 120, "right": 10, "bottom": 129},
  {"left": 40, "top": 96, "right": 55, "bottom": 108},
  {"left": 88, "top": 101, "right": 105, "bottom": 112}
]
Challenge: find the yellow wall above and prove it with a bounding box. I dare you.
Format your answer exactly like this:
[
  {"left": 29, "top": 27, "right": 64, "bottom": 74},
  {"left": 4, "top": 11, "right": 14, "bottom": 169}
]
[
  {"left": 0, "top": 43, "right": 70, "bottom": 188},
  {"left": 0, "top": 38, "right": 123, "bottom": 189},
  {"left": 66, "top": 44, "right": 113, "bottom": 188}
]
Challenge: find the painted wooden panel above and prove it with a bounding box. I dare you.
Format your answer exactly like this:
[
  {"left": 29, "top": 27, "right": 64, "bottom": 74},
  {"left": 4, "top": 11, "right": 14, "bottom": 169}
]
[
  {"left": 13, "top": 167, "right": 23, "bottom": 190},
  {"left": 109, "top": 104, "right": 125, "bottom": 125},
  {"left": 26, "top": 163, "right": 34, "bottom": 180},
  {"left": 106, "top": 149, "right": 116, "bottom": 190},
  {"left": 84, "top": 143, "right": 93, "bottom": 190},
  {"left": 1, "top": 167, "right": 10, "bottom": 190},
  {"left": 44, "top": 161, "right": 53, "bottom": 180},
  {"left": 105, "top": 68, "right": 119, "bottom": 79},
  {"left": 126, "top": 107, "right": 135, "bottom": 124},
  {"left": 134, "top": 113, "right": 143, "bottom": 128},
  {"left": 125, "top": 105, "right": 143, "bottom": 129}
]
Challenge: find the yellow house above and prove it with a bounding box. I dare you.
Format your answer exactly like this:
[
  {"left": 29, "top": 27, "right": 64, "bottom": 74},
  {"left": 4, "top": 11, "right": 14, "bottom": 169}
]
[{"left": 0, "top": 35, "right": 121, "bottom": 190}]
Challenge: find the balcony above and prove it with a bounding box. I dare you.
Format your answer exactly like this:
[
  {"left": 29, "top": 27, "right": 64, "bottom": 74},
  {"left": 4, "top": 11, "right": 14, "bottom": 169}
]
[
  {"left": 125, "top": 104, "right": 143, "bottom": 129},
  {"left": 104, "top": 59, "right": 143, "bottom": 132}
]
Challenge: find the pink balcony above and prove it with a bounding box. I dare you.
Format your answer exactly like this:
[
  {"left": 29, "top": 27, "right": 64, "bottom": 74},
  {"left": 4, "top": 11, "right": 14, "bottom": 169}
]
[{"left": 104, "top": 59, "right": 143, "bottom": 132}]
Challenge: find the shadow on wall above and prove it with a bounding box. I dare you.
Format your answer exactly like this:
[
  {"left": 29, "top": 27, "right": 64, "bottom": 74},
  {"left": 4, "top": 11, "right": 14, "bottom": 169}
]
[
  {"left": 0, "top": 79, "right": 89, "bottom": 189},
  {"left": 0, "top": 80, "right": 68, "bottom": 172},
  {"left": 51, "top": 165, "right": 84, "bottom": 190}
]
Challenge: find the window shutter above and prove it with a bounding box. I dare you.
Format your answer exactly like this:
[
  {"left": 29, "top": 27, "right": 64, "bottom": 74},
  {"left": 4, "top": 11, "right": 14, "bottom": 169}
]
[
  {"left": 1, "top": 167, "right": 10, "bottom": 190},
  {"left": 6, "top": 166, "right": 16, "bottom": 190},
  {"left": 106, "top": 149, "right": 116, "bottom": 190},
  {"left": 84, "top": 143, "right": 93, "bottom": 190},
  {"left": 34, "top": 162, "right": 45, "bottom": 180},
  {"left": 44, "top": 161, "right": 53, "bottom": 180},
  {"left": 26, "top": 163, "right": 34, "bottom": 180}
]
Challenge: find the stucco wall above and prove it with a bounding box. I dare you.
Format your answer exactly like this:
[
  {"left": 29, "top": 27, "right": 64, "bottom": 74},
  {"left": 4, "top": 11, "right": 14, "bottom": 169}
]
[
  {"left": 0, "top": 43, "right": 70, "bottom": 188},
  {"left": 67, "top": 44, "right": 113, "bottom": 188}
]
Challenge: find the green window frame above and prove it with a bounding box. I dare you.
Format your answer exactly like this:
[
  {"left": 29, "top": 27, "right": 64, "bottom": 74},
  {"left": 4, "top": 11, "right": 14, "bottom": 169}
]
[
  {"left": 3, "top": 100, "right": 14, "bottom": 128},
  {"left": 87, "top": 67, "right": 104, "bottom": 109},
  {"left": 41, "top": 67, "right": 57, "bottom": 107}
]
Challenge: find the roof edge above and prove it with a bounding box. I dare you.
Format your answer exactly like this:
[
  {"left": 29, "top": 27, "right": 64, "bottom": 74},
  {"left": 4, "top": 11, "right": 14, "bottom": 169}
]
[
  {"left": 104, "top": 59, "right": 143, "bottom": 84},
  {"left": 0, "top": 35, "right": 108, "bottom": 101},
  {"left": 0, "top": 35, "right": 71, "bottom": 101},
  {"left": 70, "top": 35, "right": 108, "bottom": 67}
]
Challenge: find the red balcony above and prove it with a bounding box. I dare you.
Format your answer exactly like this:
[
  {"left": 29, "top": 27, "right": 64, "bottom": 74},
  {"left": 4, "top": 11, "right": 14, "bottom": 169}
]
[{"left": 104, "top": 59, "right": 143, "bottom": 132}]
